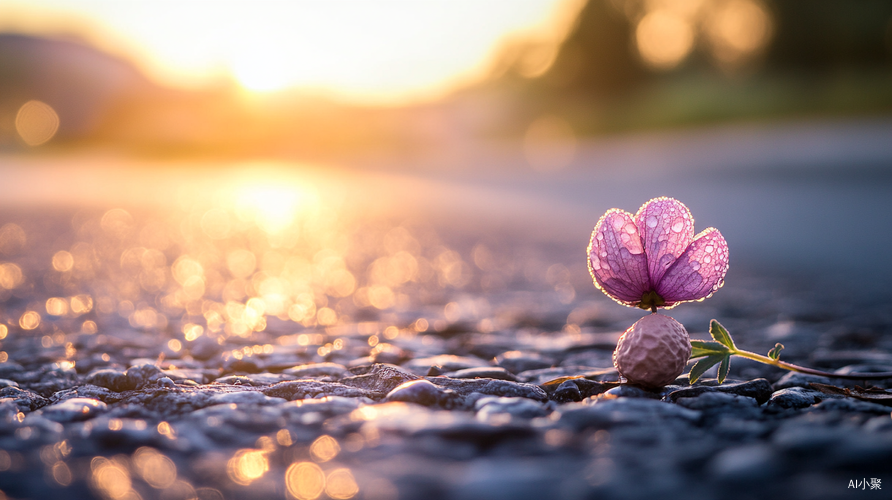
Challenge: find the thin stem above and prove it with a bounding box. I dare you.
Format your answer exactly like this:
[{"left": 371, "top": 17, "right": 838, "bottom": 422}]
[{"left": 732, "top": 348, "right": 892, "bottom": 380}]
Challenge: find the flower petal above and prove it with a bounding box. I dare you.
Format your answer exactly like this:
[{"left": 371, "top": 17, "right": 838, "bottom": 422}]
[
  {"left": 588, "top": 209, "right": 650, "bottom": 306},
  {"left": 656, "top": 228, "right": 729, "bottom": 307},
  {"left": 634, "top": 197, "right": 695, "bottom": 287}
]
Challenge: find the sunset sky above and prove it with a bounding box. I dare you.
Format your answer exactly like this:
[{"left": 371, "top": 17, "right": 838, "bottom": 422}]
[{"left": 0, "top": 0, "right": 578, "bottom": 104}]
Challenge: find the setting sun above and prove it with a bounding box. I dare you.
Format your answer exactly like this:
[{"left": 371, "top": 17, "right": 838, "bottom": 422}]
[{"left": 0, "top": 0, "right": 577, "bottom": 103}]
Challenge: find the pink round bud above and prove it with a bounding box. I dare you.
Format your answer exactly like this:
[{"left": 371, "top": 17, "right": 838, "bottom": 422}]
[{"left": 613, "top": 313, "right": 691, "bottom": 389}]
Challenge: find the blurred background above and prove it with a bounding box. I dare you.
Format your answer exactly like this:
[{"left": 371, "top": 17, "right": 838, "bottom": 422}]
[{"left": 1, "top": 0, "right": 892, "bottom": 317}]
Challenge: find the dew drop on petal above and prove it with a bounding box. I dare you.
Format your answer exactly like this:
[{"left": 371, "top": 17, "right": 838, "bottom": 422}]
[
  {"left": 671, "top": 219, "right": 685, "bottom": 233},
  {"left": 600, "top": 250, "right": 608, "bottom": 258},
  {"left": 705, "top": 245, "right": 714, "bottom": 253},
  {"left": 703, "top": 255, "right": 712, "bottom": 264},
  {"left": 690, "top": 260, "right": 700, "bottom": 271},
  {"left": 620, "top": 233, "right": 630, "bottom": 244},
  {"left": 646, "top": 215, "right": 658, "bottom": 228},
  {"left": 612, "top": 217, "right": 625, "bottom": 231},
  {"left": 624, "top": 223, "right": 637, "bottom": 234}
]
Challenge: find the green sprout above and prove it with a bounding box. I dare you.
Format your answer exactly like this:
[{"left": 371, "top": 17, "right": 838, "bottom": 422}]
[{"left": 690, "top": 320, "right": 892, "bottom": 384}]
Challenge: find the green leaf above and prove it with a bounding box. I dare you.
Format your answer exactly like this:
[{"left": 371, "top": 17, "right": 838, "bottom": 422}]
[
  {"left": 717, "top": 355, "right": 730, "bottom": 383},
  {"left": 709, "top": 320, "right": 736, "bottom": 350},
  {"left": 689, "top": 354, "right": 726, "bottom": 384},
  {"left": 690, "top": 340, "right": 729, "bottom": 359},
  {"left": 767, "top": 343, "right": 784, "bottom": 360}
]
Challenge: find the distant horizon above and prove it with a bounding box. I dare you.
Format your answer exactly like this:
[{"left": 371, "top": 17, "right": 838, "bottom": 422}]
[{"left": 0, "top": 0, "right": 580, "bottom": 106}]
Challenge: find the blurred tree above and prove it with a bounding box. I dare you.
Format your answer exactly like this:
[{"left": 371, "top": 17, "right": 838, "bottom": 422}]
[
  {"left": 765, "top": 0, "right": 892, "bottom": 71},
  {"left": 540, "top": 0, "right": 649, "bottom": 96}
]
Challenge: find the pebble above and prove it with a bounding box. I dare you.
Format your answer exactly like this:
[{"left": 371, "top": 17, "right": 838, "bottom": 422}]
[
  {"left": 425, "top": 377, "right": 549, "bottom": 402},
  {"left": 444, "top": 367, "right": 517, "bottom": 381},
  {"left": 495, "top": 351, "right": 553, "bottom": 374},
  {"left": 551, "top": 380, "right": 582, "bottom": 403},
  {"left": 85, "top": 369, "right": 131, "bottom": 392},
  {"left": 765, "top": 387, "right": 822, "bottom": 410},
  {"left": 38, "top": 397, "right": 108, "bottom": 422},
  {"left": 772, "top": 371, "right": 832, "bottom": 390},
  {"left": 262, "top": 380, "right": 382, "bottom": 400},
  {"left": 664, "top": 379, "right": 773, "bottom": 405},
  {"left": 385, "top": 379, "right": 464, "bottom": 409},
  {"left": 556, "top": 398, "right": 702, "bottom": 430},
  {"left": 341, "top": 363, "right": 419, "bottom": 393},
  {"left": 474, "top": 396, "right": 551, "bottom": 420},
  {"left": 603, "top": 384, "right": 662, "bottom": 399}
]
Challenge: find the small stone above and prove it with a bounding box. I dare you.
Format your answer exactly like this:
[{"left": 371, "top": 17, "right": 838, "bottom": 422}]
[
  {"left": 475, "top": 396, "right": 551, "bottom": 420},
  {"left": 208, "top": 391, "right": 286, "bottom": 406},
  {"left": 664, "top": 379, "right": 773, "bottom": 405},
  {"left": 262, "top": 380, "right": 382, "bottom": 401},
  {"left": 157, "top": 377, "right": 176, "bottom": 389},
  {"left": 495, "top": 351, "right": 553, "bottom": 374},
  {"left": 675, "top": 392, "right": 762, "bottom": 421},
  {"left": 40, "top": 397, "right": 107, "bottom": 422},
  {"left": 765, "top": 387, "right": 821, "bottom": 410},
  {"left": 385, "top": 380, "right": 463, "bottom": 409},
  {"left": 772, "top": 372, "right": 832, "bottom": 390},
  {"left": 445, "top": 367, "right": 517, "bottom": 381},
  {"left": 125, "top": 363, "right": 164, "bottom": 390},
  {"left": 341, "top": 364, "right": 419, "bottom": 394},
  {"left": 604, "top": 384, "right": 662, "bottom": 399},
  {"left": 426, "top": 377, "right": 548, "bottom": 402},
  {"left": 552, "top": 380, "right": 582, "bottom": 403},
  {"left": 556, "top": 398, "right": 701, "bottom": 430}
]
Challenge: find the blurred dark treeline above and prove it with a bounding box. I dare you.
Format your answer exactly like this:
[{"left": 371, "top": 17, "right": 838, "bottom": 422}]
[{"left": 2, "top": 0, "right": 892, "bottom": 158}]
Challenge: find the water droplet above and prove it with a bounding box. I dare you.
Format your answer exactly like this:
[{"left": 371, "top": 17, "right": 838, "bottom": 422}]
[
  {"left": 620, "top": 233, "right": 630, "bottom": 243},
  {"left": 600, "top": 251, "right": 608, "bottom": 258},
  {"left": 596, "top": 233, "right": 603, "bottom": 241},
  {"left": 671, "top": 219, "right": 684, "bottom": 233},
  {"left": 624, "top": 223, "right": 637, "bottom": 234},
  {"left": 705, "top": 245, "right": 714, "bottom": 253},
  {"left": 703, "top": 255, "right": 712, "bottom": 264},
  {"left": 612, "top": 217, "right": 624, "bottom": 231},
  {"left": 646, "top": 216, "right": 658, "bottom": 228},
  {"left": 690, "top": 260, "right": 700, "bottom": 271}
]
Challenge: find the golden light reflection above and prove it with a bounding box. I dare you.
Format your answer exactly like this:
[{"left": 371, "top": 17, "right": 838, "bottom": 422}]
[
  {"left": 19, "top": 311, "right": 40, "bottom": 330},
  {"left": 325, "top": 469, "right": 359, "bottom": 500},
  {"left": 51, "top": 460, "right": 73, "bottom": 486},
  {"left": 309, "top": 435, "right": 340, "bottom": 463},
  {"left": 635, "top": 9, "right": 695, "bottom": 69},
  {"left": 702, "top": 0, "right": 772, "bottom": 68},
  {"left": 285, "top": 462, "right": 325, "bottom": 500},
  {"left": 46, "top": 297, "right": 69, "bottom": 316},
  {"left": 91, "top": 457, "right": 133, "bottom": 499},
  {"left": 0, "top": 263, "right": 23, "bottom": 290},
  {"left": 52, "top": 250, "right": 75, "bottom": 272},
  {"left": 234, "top": 183, "right": 316, "bottom": 234},
  {"left": 15, "top": 100, "right": 59, "bottom": 146},
  {"left": 227, "top": 449, "right": 269, "bottom": 486},
  {"left": 132, "top": 447, "right": 177, "bottom": 489}
]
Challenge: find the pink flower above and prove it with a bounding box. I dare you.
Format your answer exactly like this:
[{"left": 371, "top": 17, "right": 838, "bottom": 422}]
[{"left": 588, "top": 197, "right": 729, "bottom": 310}]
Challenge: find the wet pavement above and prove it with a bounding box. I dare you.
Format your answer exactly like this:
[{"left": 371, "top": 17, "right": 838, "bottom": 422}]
[{"left": 0, "top": 119, "right": 891, "bottom": 500}]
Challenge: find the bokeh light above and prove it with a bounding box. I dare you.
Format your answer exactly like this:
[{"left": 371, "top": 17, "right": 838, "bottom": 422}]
[
  {"left": 15, "top": 100, "right": 59, "bottom": 146},
  {"left": 285, "top": 462, "right": 325, "bottom": 500}
]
